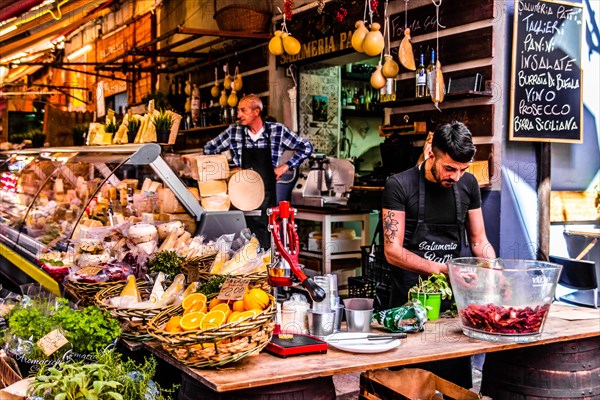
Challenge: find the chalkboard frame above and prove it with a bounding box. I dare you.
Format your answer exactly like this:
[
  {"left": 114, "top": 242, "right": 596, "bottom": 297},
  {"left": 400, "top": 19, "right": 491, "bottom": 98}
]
[{"left": 508, "top": 0, "right": 584, "bottom": 143}]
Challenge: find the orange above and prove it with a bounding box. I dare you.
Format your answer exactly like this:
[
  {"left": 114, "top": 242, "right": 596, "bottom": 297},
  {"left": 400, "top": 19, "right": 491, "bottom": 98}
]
[
  {"left": 227, "top": 311, "right": 241, "bottom": 323},
  {"left": 229, "top": 310, "right": 256, "bottom": 323},
  {"left": 179, "top": 312, "right": 205, "bottom": 331},
  {"left": 182, "top": 293, "right": 207, "bottom": 310},
  {"left": 211, "top": 303, "right": 232, "bottom": 319},
  {"left": 232, "top": 300, "right": 245, "bottom": 312},
  {"left": 200, "top": 310, "right": 226, "bottom": 330},
  {"left": 164, "top": 316, "right": 183, "bottom": 332},
  {"left": 184, "top": 302, "right": 207, "bottom": 315},
  {"left": 208, "top": 297, "right": 226, "bottom": 311},
  {"left": 243, "top": 288, "right": 270, "bottom": 311}
]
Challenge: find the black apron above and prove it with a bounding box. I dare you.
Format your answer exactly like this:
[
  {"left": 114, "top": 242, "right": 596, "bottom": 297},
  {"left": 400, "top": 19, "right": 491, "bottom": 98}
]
[
  {"left": 388, "top": 165, "right": 472, "bottom": 391},
  {"left": 389, "top": 165, "right": 464, "bottom": 308},
  {"left": 242, "top": 126, "right": 277, "bottom": 248}
]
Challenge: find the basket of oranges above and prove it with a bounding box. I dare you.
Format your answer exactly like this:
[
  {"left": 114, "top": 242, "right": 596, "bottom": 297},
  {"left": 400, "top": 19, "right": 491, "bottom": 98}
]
[{"left": 147, "top": 288, "right": 276, "bottom": 368}]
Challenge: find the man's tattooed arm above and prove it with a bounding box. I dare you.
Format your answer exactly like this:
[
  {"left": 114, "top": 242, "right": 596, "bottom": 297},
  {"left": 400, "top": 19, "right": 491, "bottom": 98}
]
[{"left": 383, "top": 211, "right": 399, "bottom": 243}]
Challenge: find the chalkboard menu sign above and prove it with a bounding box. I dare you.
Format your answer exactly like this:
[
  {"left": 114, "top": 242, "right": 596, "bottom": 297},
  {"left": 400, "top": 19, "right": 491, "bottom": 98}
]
[{"left": 509, "top": 0, "right": 583, "bottom": 143}]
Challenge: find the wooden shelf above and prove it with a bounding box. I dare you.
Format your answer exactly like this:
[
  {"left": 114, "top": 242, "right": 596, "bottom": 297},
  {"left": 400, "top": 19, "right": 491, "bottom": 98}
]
[
  {"left": 341, "top": 108, "right": 383, "bottom": 119},
  {"left": 179, "top": 124, "right": 228, "bottom": 134},
  {"left": 378, "top": 90, "right": 493, "bottom": 108}
]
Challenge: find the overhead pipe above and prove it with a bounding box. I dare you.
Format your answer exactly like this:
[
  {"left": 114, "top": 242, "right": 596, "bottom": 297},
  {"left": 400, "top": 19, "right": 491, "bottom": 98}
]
[
  {"left": 0, "top": 0, "right": 95, "bottom": 43},
  {"left": 0, "top": 0, "right": 45, "bottom": 25}
]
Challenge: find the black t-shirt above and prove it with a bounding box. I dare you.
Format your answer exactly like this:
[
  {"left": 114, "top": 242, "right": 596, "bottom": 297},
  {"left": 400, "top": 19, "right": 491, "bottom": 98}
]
[{"left": 382, "top": 166, "right": 481, "bottom": 241}]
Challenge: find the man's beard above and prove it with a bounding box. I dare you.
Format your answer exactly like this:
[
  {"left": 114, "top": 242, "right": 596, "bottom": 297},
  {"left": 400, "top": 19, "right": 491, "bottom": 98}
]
[{"left": 431, "top": 159, "right": 455, "bottom": 187}]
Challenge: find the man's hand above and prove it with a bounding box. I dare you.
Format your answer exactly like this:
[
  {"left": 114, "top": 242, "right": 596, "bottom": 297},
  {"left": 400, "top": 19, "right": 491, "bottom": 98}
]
[{"left": 274, "top": 164, "right": 289, "bottom": 180}]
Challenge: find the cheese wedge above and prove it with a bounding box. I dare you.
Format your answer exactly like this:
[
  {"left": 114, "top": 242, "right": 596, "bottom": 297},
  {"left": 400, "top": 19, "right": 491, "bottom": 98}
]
[
  {"left": 121, "top": 275, "right": 141, "bottom": 302},
  {"left": 219, "top": 237, "right": 260, "bottom": 275},
  {"left": 198, "top": 180, "right": 228, "bottom": 196},
  {"left": 158, "top": 230, "right": 178, "bottom": 252},
  {"left": 149, "top": 272, "right": 166, "bottom": 304},
  {"left": 181, "top": 281, "right": 199, "bottom": 299},
  {"left": 174, "top": 231, "right": 192, "bottom": 249},
  {"left": 201, "top": 194, "right": 231, "bottom": 211},
  {"left": 157, "top": 274, "right": 185, "bottom": 307},
  {"left": 210, "top": 251, "right": 230, "bottom": 274}
]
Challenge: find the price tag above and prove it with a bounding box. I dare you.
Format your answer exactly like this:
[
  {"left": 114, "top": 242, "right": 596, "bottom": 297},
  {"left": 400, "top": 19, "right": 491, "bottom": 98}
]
[
  {"left": 217, "top": 278, "right": 250, "bottom": 301},
  {"left": 78, "top": 266, "right": 103, "bottom": 276},
  {"left": 37, "top": 329, "right": 69, "bottom": 357}
]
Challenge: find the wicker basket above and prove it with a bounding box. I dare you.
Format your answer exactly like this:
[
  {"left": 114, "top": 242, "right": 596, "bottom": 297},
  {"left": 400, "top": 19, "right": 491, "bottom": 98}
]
[
  {"left": 197, "top": 269, "right": 270, "bottom": 291},
  {"left": 0, "top": 354, "right": 22, "bottom": 388},
  {"left": 213, "top": 2, "right": 272, "bottom": 33},
  {"left": 95, "top": 282, "right": 174, "bottom": 341},
  {"left": 147, "top": 295, "right": 276, "bottom": 368},
  {"left": 63, "top": 278, "right": 131, "bottom": 306}
]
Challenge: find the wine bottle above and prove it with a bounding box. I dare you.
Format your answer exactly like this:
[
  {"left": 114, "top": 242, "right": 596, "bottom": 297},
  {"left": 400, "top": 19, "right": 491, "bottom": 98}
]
[
  {"left": 425, "top": 49, "right": 436, "bottom": 97},
  {"left": 191, "top": 84, "right": 200, "bottom": 127},
  {"left": 415, "top": 53, "right": 426, "bottom": 98}
]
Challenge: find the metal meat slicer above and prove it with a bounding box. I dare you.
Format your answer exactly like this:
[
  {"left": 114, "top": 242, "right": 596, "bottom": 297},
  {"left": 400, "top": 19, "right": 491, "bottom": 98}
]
[{"left": 291, "top": 154, "right": 355, "bottom": 208}]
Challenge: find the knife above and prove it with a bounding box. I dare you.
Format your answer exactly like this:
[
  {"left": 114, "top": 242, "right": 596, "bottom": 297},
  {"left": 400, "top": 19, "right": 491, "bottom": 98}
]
[{"left": 327, "top": 333, "right": 407, "bottom": 341}]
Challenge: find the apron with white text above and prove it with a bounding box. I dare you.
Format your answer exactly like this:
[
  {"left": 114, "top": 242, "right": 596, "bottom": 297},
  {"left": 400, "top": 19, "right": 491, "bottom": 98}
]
[{"left": 390, "top": 166, "right": 464, "bottom": 308}]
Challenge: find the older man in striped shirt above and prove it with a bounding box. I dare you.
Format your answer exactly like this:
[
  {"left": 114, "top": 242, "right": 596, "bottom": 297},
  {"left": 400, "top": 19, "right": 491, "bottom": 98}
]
[{"left": 204, "top": 94, "right": 313, "bottom": 247}]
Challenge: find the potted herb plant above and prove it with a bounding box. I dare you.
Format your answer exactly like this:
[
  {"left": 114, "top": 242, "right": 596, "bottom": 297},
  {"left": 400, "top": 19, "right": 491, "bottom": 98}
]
[
  {"left": 127, "top": 117, "right": 141, "bottom": 143},
  {"left": 408, "top": 273, "right": 452, "bottom": 321},
  {"left": 152, "top": 109, "right": 173, "bottom": 144},
  {"left": 104, "top": 119, "right": 119, "bottom": 137}
]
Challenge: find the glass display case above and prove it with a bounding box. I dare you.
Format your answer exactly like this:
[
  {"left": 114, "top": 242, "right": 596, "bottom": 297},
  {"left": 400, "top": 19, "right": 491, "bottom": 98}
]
[{"left": 0, "top": 144, "right": 244, "bottom": 294}]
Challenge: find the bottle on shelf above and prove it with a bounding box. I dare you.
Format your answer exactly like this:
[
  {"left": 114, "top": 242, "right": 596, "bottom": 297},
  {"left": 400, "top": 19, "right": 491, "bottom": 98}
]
[
  {"left": 208, "top": 100, "right": 219, "bottom": 126},
  {"left": 416, "top": 53, "right": 426, "bottom": 98},
  {"left": 341, "top": 87, "right": 347, "bottom": 107},
  {"left": 124, "top": 188, "right": 138, "bottom": 219},
  {"left": 352, "top": 85, "right": 361, "bottom": 110},
  {"left": 426, "top": 49, "right": 436, "bottom": 97},
  {"left": 191, "top": 84, "right": 201, "bottom": 127},
  {"left": 200, "top": 102, "right": 208, "bottom": 127},
  {"left": 346, "top": 86, "right": 354, "bottom": 108}
]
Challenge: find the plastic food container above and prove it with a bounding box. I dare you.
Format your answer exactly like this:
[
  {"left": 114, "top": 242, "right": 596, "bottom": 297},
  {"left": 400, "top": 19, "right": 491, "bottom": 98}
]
[{"left": 447, "top": 258, "right": 562, "bottom": 343}]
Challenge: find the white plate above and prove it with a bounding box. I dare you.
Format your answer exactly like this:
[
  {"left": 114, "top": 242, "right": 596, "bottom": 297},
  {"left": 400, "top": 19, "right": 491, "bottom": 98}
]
[{"left": 324, "top": 332, "right": 402, "bottom": 353}]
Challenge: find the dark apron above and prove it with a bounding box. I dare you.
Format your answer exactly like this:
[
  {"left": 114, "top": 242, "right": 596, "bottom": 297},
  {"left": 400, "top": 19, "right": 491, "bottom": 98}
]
[
  {"left": 387, "top": 165, "right": 472, "bottom": 390},
  {"left": 242, "top": 127, "right": 277, "bottom": 248},
  {"left": 389, "top": 165, "right": 464, "bottom": 308}
]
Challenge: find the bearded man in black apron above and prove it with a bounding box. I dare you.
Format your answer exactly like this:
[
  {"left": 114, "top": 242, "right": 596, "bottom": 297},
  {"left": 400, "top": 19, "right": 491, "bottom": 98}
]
[
  {"left": 204, "top": 94, "right": 313, "bottom": 247},
  {"left": 381, "top": 121, "right": 496, "bottom": 389}
]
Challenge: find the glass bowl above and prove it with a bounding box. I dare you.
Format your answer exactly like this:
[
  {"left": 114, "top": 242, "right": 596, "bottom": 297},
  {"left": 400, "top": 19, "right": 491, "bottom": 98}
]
[{"left": 447, "top": 258, "right": 562, "bottom": 343}]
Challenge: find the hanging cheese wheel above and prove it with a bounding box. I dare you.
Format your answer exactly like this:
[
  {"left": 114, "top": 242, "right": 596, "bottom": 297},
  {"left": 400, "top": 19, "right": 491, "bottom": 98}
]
[{"left": 227, "top": 170, "right": 265, "bottom": 211}]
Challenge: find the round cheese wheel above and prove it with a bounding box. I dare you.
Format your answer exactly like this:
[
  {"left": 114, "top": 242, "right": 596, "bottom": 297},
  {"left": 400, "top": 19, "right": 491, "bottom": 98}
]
[
  {"left": 157, "top": 221, "right": 185, "bottom": 240},
  {"left": 78, "top": 251, "right": 110, "bottom": 268},
  {"left": 227, "top": 170, "right": 265, "bottom": 211},
  {"left": 128, "top": 223, "right": 158, "bottom": 244}
]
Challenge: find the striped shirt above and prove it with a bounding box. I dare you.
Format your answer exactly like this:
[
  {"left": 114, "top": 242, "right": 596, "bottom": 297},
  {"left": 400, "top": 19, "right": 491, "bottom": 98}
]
[{"left": 204, "top": 122, "right": 313, "bottom": 169}]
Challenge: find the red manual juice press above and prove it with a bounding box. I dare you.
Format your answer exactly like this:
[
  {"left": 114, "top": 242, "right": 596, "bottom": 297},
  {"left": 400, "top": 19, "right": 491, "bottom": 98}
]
[{"left": 267, "top": 201, "right": 326, "bottom": 302}]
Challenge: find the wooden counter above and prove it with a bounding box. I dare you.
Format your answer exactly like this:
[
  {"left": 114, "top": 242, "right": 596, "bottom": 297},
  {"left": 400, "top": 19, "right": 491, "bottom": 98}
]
[{"left": 143, "top": 304, "right": 600, "bottom": 393}]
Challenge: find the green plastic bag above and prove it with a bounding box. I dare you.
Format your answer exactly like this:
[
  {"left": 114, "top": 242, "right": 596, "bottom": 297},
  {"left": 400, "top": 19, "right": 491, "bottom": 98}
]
[{"left": 373, "top": 300, "right": 427, "bottom": 333}]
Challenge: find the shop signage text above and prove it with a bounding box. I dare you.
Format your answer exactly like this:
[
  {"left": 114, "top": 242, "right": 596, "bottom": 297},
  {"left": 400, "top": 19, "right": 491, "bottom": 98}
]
[{"left": 279, "top": 31, "right": 354, "bottom": 64}]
